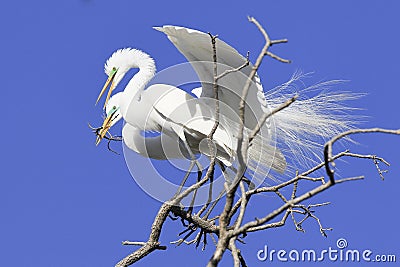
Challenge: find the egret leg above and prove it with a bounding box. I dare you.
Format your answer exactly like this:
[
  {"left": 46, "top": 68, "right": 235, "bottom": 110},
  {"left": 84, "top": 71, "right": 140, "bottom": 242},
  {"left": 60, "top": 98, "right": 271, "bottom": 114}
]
[
  {"left": 180, "top": 138, "right": 203, "bottom": 214},
  {"left": 202, "top": 189, "right": 225, "bottom": 220},
  {"left": 174, "top": 160, "right": 196, "bottom": 197},
  {"left": 196, "top": 168, "right": 214, "bottom": 217},
  {"left": 200, "top": 163, "right": 255, "bottom": 219},
  {"left": 181, "top": 138, "right": 203, "bottom": 178},
  {"left": 198, "top": 160, "right": 229, "bottom": 219},
  {"left": 227, "top": 165, "right": 255, "bottom": 190}
]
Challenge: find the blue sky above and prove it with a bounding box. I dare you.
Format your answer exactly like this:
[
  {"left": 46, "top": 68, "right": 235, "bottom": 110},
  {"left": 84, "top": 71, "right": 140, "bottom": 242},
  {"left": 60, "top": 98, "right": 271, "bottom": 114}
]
[{"left": 1, "top": 0, "right": 399, "bottom": 266}]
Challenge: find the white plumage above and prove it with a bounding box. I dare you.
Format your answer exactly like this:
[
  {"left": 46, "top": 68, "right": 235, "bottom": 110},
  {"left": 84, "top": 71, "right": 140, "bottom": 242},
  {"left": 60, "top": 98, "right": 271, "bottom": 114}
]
[{"left": 95, "top": 26, "right": 359, "bottom": 183}]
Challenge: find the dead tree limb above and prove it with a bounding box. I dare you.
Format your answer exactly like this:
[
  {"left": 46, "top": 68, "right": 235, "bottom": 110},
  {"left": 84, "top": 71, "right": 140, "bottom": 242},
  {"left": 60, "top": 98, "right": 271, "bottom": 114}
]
[{"left": 113, "top": 18, "right": 399, "bottom": 267}]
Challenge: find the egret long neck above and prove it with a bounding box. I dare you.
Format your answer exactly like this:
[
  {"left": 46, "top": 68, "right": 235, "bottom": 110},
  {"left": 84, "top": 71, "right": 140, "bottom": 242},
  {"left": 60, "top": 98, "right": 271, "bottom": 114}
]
[{"left": 120, "top": 50, "right": 156, "bottom": 117}]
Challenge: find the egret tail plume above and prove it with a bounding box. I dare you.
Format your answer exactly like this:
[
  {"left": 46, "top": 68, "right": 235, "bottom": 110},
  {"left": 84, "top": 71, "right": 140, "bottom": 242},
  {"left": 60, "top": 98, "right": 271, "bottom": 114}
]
[{"left": 266, "top": 72, "right": 364, "bottom": 171}]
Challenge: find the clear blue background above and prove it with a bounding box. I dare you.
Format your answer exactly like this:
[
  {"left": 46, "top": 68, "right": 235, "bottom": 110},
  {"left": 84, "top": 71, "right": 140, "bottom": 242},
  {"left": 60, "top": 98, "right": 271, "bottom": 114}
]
[{"left": 1, "top": 0, "right": 399, "bottom": 266}]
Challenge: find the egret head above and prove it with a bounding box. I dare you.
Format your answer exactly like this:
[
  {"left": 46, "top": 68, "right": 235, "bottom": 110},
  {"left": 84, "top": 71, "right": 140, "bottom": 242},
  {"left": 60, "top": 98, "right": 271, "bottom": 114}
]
[
  {"left": 96, "top": 93, "right": 123, "bottom": 145},
  {"left": 95, "top": 48, "right": 135, "bottom": 109}
]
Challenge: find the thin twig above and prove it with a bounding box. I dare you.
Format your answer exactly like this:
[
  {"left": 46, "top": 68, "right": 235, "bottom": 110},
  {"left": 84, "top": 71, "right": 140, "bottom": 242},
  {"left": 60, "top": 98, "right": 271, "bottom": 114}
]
[
  {"left": 343, "top": 152, "right": 390, "bottom": 180},
  {"left": 121, "top": 241, "right": 167, "bottom": 250},
  {"left": 324, "top": 128, "right": 400, "bottom": 183},
  {"left": 215, "top": 52, "right": 250, "bottom": 81},
  {"left": 249, "top": 95, "right": 297, "bottom": 143}
]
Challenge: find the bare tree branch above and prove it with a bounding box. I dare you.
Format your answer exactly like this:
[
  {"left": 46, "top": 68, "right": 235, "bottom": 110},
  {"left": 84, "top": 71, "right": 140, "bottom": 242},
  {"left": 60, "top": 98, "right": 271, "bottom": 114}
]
[
  {"left": 112, "top": 18, "right": 400, "bottom": 267},
  {"left": 115, "top": 156, "right": 221, "bottom": 266},
  {"left": 208, "top": 16, "right": 291, "bottom": 267},
  {"left": 324, "top": 128, "right": 400, "bottom": 183},
  {"left": 215, "top": 52, "right": 250, "bottom": 81},
  {"left": 249, "top": 95, "right": 297, "bottom": 143}
]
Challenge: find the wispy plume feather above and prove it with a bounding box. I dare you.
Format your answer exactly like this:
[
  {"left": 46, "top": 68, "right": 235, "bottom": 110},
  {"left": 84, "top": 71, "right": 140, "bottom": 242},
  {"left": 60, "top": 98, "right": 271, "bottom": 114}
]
[{"left": 265, "top": 71, "right": 365, "bottom": 171}]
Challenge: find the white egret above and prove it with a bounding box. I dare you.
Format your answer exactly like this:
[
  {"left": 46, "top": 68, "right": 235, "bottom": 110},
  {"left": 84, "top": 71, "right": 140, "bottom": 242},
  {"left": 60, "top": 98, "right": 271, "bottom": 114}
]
[
  {"left": 95, "top": 26, "right": 358, "bottom": 182},
  {"left": 95, "top": 50, "right": 286, "bottom": 178},
  {"left": 101, "top": 92, "right": 191, "bottom": 160}
]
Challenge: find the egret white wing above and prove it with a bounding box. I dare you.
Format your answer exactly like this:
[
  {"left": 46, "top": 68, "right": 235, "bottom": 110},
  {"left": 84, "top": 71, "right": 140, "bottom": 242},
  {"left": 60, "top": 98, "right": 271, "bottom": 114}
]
[
  {"left": 134, "top": 84, "right": 232, "bottom": 159},
  {"left": 154, "top": 25, "right": 269, "bottom": 130}
]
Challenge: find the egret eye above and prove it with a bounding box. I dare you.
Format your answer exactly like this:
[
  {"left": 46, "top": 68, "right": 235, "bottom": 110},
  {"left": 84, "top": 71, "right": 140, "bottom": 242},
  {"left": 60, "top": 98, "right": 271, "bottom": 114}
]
[
  {"left": 109, "top": 67, "right": 118, "bottom": 78},
  {"left": 113, "top": 106, "right": 117, "bottom": 110}
]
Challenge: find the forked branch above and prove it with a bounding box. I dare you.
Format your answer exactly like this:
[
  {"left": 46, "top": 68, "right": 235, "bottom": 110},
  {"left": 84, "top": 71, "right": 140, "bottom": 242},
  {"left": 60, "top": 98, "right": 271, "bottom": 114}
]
[{"left": 113, "top": 18, "right": 399, "bottom": 267}]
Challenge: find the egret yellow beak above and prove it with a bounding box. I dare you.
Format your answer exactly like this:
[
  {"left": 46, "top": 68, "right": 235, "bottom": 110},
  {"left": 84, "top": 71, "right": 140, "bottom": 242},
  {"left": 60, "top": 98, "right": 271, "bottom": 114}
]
[
  {"left": 96, "top": 106, "right": 120, "bottom": 146},
  {"left": 96, "top": 67, "right": 118, "bottom": 109}
]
